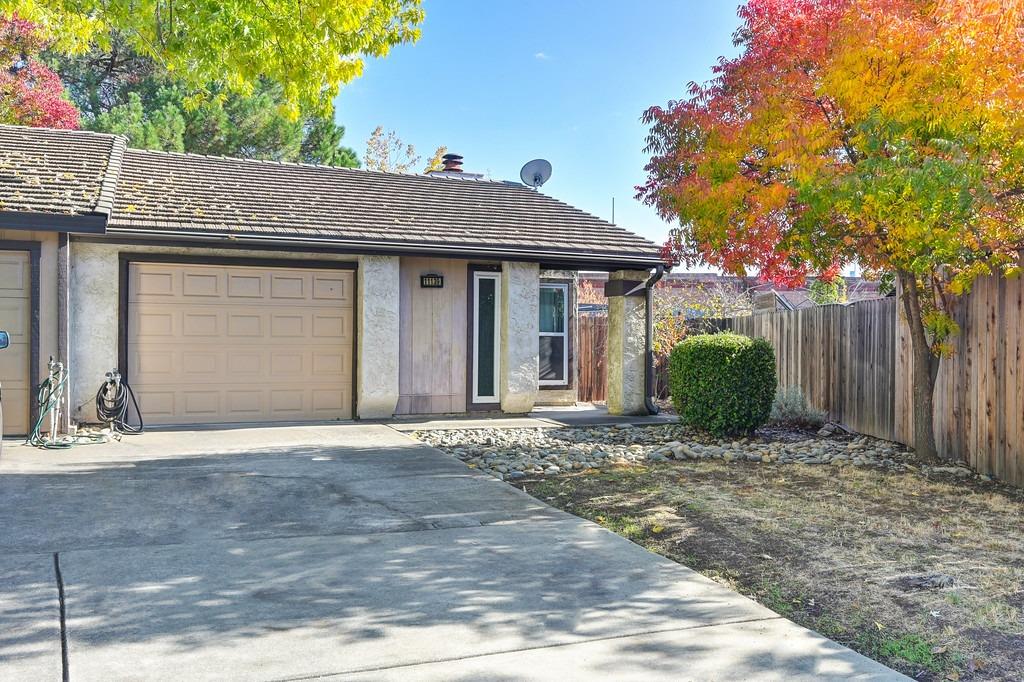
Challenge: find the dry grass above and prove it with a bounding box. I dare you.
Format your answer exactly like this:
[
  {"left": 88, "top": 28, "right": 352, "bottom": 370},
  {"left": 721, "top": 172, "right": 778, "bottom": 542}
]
[{"left": 523, "top": 462, "right": 1024, "bottom": 681}]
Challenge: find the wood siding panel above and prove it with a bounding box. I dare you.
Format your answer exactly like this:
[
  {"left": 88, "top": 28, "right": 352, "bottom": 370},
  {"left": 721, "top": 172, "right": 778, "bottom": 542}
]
[{"left": 396, "top": 257, "right": 468, "bottom": 415}]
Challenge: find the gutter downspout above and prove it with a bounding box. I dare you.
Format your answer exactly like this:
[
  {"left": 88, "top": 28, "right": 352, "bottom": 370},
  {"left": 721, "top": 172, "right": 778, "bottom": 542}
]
[{"left": 644, "top": 264, "right": 666, "bottom": 415}]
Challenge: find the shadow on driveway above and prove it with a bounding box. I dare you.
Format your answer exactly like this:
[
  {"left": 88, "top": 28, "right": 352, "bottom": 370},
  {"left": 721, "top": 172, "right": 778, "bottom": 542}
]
[{"left": 0, "top": 427, "right": 905, "bottom": 681}]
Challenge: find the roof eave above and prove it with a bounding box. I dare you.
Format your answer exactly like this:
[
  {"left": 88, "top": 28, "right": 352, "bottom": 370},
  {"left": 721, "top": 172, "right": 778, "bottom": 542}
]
[
  {"left": 0, "top": 210, "right": 108, "bottom": 234},
  {"left": 95, "top": 227, "right": 664, "bottom": 271}
]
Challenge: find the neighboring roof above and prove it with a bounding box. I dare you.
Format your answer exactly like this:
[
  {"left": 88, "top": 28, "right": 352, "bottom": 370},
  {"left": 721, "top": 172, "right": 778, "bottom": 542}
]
[
  {"left": 0, "top": 124, "right": 661, "bottom": 266},
  {"left": 0, "top": 125, "right": 125, "bottom": 220}
]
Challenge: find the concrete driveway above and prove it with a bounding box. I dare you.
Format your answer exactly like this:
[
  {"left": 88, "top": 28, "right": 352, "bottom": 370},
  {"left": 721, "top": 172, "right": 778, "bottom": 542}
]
[{"left": 0, "top": 423, "right": 905, "bottom": 681}]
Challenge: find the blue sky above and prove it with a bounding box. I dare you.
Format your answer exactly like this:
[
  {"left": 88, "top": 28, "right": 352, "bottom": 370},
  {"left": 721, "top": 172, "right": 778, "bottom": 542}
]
[{"left": 334, "top": 1, "right": 742, "bottom": 248}]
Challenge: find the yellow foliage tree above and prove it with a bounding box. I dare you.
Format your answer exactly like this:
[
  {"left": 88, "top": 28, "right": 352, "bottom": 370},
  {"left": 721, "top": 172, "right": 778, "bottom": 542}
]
[{"left": 4, "top": 0, "right": 423, "bottom": 118}]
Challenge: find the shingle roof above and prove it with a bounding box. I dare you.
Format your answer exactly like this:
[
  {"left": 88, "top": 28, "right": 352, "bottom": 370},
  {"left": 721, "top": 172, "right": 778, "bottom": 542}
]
[
  {"left": 0, "top": 125, "right": 125, "bottom": 217},
  {"left": 0, "top": 125, "right": 661, "bottom": 264}
]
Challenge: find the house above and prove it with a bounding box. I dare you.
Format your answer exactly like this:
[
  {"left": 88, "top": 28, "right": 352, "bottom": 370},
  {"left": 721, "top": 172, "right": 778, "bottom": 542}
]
[
  {"left": 580, "top": 272, "right": 886, "bottom": 316},
  {"left": 0, "top": 125, "right": 663, "bottom": 435}
]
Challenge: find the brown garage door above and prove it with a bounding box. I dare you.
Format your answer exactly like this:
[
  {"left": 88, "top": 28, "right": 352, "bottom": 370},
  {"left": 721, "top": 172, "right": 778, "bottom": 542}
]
[
  {"left": 128, "top": 261, "right": 354, "bottom": 425},
  {"left": 0, "top": 251, "right": 30, "bottom": 436}
]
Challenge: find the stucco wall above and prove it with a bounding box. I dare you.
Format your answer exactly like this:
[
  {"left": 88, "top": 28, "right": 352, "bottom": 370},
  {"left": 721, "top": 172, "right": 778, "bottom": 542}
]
[
  {"left": 68, "top": 241, "right": 365, "bottom": 422},
  {"left": 500, "top": 261, "right": 539, "bottom": 413},
  {"left": 356, "top": 255, "right": 401, "bottom": 418},
  {"left": 606, "top": 269, "right": 648, "bottom": 415}
]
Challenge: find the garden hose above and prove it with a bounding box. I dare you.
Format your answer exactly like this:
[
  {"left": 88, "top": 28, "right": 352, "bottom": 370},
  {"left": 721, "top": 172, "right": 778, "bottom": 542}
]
[
  {"left": 27, "top": 362, "right": 108, "bottom": 449},
  {"left": 95, "top": 370, "right": 144, "bottom": 435}
]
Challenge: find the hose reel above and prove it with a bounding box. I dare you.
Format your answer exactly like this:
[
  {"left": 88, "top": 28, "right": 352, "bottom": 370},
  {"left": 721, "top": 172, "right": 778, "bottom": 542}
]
[{"left": 95, "top": 368, "right": 144, "bottom": 435}]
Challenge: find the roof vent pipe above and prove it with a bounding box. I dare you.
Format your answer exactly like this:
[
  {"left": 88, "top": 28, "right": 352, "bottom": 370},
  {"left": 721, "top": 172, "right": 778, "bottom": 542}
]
[{"left": 441, "top": 154, "right": 464, "bottom": 173}]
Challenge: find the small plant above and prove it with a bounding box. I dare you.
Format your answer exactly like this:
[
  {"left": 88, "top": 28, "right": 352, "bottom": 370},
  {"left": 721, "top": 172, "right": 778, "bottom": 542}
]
[
  {"left": 770, "top": 386, "right": 827, "bottom": 428},
  {"left": 879, "top": 634, "right": 943, "bottom": 672},
  {"left": 669, "top": 332, "right": 776, "bottom": 436}
]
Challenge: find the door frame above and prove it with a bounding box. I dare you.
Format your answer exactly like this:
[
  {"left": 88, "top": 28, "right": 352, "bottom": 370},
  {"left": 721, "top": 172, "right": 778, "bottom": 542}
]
[
  {"left": 0, "top": 240, "right": 41, "bottom": 435},
  {"left": 466, "top": 264, "right": 502, "bottom": 411},
  {"left": 117, "top": 253, "right": 359, "bottom": 420}
]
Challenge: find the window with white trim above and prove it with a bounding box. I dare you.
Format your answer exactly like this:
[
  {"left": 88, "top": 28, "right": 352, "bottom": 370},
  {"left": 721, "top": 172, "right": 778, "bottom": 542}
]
[{"left": 539, "top": 283, "right": 568, "bottom": 385}]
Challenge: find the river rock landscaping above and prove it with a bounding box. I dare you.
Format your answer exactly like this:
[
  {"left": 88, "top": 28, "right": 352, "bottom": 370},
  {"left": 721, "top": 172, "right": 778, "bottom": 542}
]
[{"left": 413, "top": 422, "right": 964, "bottom": 482}]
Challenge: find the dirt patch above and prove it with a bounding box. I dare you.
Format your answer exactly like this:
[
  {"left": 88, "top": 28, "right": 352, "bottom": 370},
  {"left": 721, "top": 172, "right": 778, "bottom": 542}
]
[{"left": 519, "top": 462, "right": 1024, "bottom": 681}]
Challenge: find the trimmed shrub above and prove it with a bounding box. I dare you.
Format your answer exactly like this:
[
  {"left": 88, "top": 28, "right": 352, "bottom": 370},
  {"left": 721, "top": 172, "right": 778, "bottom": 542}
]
[
  {"left": 669, "top": 333, "right": 776, "bottom": 436},
  {"left": 770, "top": 386, "right": 827, "bottom": 428}
]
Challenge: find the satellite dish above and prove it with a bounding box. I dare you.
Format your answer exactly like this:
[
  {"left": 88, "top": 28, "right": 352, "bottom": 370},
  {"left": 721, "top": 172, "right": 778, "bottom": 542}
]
[{"left": 520, "top": 159, "right": 552, "bottom": 188}]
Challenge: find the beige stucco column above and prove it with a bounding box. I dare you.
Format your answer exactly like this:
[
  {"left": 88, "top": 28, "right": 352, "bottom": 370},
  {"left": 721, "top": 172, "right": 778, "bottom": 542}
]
[
  {"left": 606, "top": 269, "right": 648, "bottom": 415},
  {"left": 69, "top": 241, "right": 120, "bottom": 422},
  {"left": 356, "top": 255, "right": 400, "bottom": 418},
  {"left": 500, "top": 261, "right": 539, "bottom": 413}
]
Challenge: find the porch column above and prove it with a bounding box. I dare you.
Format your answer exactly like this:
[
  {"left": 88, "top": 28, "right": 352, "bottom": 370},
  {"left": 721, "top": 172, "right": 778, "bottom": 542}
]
[
  {"left": 606, "top": 269, "right": 648, "bottom": 415},
  {"left": 500, "top": 261, "right": 539, "bottom": 413},
  {"left": 69, "top": 241, "right": 120, "bottom": 423},
  {"left": 356, "top": 255, "right": 400, "bottom": 418}
]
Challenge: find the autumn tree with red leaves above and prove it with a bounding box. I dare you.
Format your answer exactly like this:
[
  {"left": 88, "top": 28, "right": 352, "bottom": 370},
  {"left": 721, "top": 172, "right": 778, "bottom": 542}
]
[
  {"left": 0, "top": 16, "right": 78, "bottom": 128},
  {"left": 638, "top": 0, "right": 1024, "bottom": 460}
]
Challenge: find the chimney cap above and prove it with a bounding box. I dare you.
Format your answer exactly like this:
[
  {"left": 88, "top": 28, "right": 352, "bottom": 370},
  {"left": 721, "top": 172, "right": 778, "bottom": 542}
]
[{"left": 441, "top": 153, "right": 464, "bottom": 173}]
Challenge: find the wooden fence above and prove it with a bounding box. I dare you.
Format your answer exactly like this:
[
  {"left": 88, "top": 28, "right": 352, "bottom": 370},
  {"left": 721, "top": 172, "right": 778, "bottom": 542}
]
[
  {"left": 704, "top": 298, "right": 899, "bottom": 442},
  {"left": 706, "top": 279, "right": 1024, "bottom": 488},
  {"left": 577, "top": 314, "right": 673, "bottom": 403},
  {"left": 574, "top": 275, "right": 1024, "bottom": 486},
  {"left": 895, "top": 274, "right": 1024, "bottom": 487},
  {"left": 578, "top": 315, "right": 608, "bottom": 402}
]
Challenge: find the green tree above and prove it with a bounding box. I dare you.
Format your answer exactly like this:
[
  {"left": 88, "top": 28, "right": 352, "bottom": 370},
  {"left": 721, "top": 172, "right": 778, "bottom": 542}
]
[
  {"left": 807, "top": 278, "right": 848, "bottom": 306},
  {"left": 6, "top": 0, "right": 423, "bottom": 117},
  {"left": 57, "top": 44, "right": 358, "bottom": 166},
  {"left": 301, "top": 118, "right": 360, "bottom": 168}
]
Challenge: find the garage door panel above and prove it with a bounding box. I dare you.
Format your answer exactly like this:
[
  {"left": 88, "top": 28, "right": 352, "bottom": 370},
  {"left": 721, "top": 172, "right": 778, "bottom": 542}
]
[
  {"left": 130, "top": 265, "right": 353, "bottom": 308},
  {"left": 0, "top": 256, "right": 28, "bottom": 292},
  {"left": 227, "top": 313, "right": 262, "bottom": 337},
  {"left": 227, "top": 273, "right": 264, "bottom": 298},
  {"left": 133, "top": 345, "right": 348, "bottom": 384},
  {"left": 270, "top": 314, "right": 305, "bottom": 337},
  {"left": 135, "top": 269, "right": 175, "bottom": 297},
  {"left": 227, "top": 351, "right": 262, "bottom": 375},
  {"left": 0, "top": 251, "right": 30, "bottom": 436},
  {"left": 129, "top": 262, "right": 353, "bottom": 425},
  {"left": 313, "top": 273, "right": 352, "bottom": 303},
  {"left": 182, "top": 271, "right": 221, "bottom": 297},
  {"left": 0, "top": 343, "right": 29, "bottom": 379},
  {"left": 182, "top": 312, "right": 219, "bottom": 337},
  {"left": 0, "top": 299, "right": 29, "bottom": 338},
  {"left": 134, "top": 310, "right": 175, "bottom": 337},
  {"left": 131, "top": 306, "right": 352, "bottom": 344}
]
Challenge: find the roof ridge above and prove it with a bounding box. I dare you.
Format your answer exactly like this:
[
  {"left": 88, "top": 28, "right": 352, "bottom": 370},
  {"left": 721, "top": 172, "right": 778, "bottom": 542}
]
[
  {"left": 0, "top": 123, "right": 121, "bottom": 142},
  {"left": 124, "top": 146, "right": 518, "bottom": 187},
  {"left": 94, "top": 136, "right": 127, "bottom": 217}
]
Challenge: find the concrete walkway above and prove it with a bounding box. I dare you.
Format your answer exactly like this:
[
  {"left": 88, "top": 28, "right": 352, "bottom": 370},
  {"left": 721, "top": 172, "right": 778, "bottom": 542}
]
[{"left": 0, "top": 423, "right": 906, "bottom": 681}]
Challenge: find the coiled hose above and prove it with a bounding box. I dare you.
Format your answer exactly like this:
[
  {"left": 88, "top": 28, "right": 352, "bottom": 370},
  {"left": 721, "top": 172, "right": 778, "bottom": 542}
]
[
  {"left": 95, "top": 377, "right": 144, "bottom": 435},
  {"left": 27, "top": 371, "right": 107, "bottom": 449}
]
